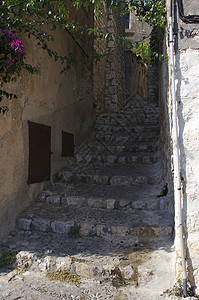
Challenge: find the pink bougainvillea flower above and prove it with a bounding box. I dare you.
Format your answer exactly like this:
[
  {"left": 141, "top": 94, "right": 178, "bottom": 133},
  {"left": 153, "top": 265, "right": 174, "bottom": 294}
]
[{"left": 10, "top": 39, "right": 25, "bottom": 53}]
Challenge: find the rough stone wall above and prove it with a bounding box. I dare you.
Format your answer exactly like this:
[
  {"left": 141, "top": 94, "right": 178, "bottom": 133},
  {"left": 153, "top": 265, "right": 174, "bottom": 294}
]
[
  {"left": 125, "top": 50, "right": 148, "bottom": 99},
  {"left": 94, "top": 6, "right": 126, "bottom": 113},
  {"left": 0, "top": 13, "right": 94, "bottom": 240},
  {"left": 164, "top": 0, "right": 199, "bottom": 292},
  {"left": 148, "top": 66, "right": 158, "bottom": 101},
  {"left": 105, "top": 9, "right": 126, "bottom": 112},
  {"left": 93, "top": 3, "right": 108, "bottom": 115}
]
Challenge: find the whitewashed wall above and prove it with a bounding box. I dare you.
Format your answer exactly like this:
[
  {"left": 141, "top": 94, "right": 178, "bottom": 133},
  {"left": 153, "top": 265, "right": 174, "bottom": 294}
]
[{"left": 165, "top": 0, "right": 199, "bottom": 293}]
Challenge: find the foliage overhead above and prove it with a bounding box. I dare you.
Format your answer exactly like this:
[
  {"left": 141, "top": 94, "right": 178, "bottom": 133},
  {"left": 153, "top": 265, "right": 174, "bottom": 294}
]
[{"left": 0, "top": 0, "right": 166, "bottom": 111}]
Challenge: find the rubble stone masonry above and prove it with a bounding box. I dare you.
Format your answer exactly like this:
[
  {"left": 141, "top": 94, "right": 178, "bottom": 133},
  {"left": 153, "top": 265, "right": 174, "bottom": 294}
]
[{"left": 94, "top": 6, "right": 126, "bottom": 113}]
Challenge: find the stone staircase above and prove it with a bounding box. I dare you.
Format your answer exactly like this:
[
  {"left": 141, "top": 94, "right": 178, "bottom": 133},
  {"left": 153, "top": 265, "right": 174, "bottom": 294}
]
[{"left": 1, "top": 97, "right": 175, "bottom": 299}]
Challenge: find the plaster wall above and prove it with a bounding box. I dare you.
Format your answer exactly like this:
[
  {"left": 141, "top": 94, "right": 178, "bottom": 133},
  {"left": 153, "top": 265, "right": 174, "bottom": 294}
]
[
  {"left": 0, "top": 24, "right": 94, "bottom": 240},
  {"left": 165, "top": 0, "right": 199, "bottom": 292}
]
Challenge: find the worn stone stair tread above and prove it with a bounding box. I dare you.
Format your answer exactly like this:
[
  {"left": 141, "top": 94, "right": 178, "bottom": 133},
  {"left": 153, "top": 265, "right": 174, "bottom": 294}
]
[
  {"left": 96, "top": 113, "right": 159, "bottom": 120},
  {"left": 4, "top": 230, "right": 174, "bottom": 295},
  {"left": 88, "top": 139, "right": 159, "bottom": 148},
  {"left": 18, "top": 204, "right": 173, "bottom": 239},
  {"left": 40, "top": 182, "right": 170, "bottom": 211},
  {"left": 53, "top": 182, "right": 163, "bottom": 198},
  {"left": 76, "top": 151, "right": 159, "bottom": 160},
  {"left": 95, "top": 131, "right": 159, "bottom": 140},
  {"left": 72, "top": 174, "right": 161, "bottom": 186},
  {"left": 67, "top": 163, "right": 163, "bottom": 185},
  {"left": 75, "top": 155, "right": 159, "bottom": 166},
  {"left": 95, "top": 127, "right": 159, "bottom": 135},
  {"left": 95, "top": 124, "right": 160, "bottom": 131},
  {"left": 19, "top": 204, "right": 173, "bottom": 224},
  {"left": 73, "top": 163, "right": 162, "bottom": 176},
  {"left": 90, "top": 139, "right": 159, "bottom": 146}
]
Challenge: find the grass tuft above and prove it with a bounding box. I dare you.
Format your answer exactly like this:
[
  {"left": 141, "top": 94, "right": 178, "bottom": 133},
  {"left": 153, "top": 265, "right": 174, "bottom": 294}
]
[{"left": 46, "top": 270, "right": 81, "bottom": 286}]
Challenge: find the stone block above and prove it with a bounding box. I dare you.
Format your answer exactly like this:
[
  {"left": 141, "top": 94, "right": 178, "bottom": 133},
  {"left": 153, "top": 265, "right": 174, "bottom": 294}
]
[
  {"left": 88, "top": 198, "right": 103, "bottom": 208},
  {"left": 61, "top": 171, "right": 74, "bottom": 183},
  {"left": 51, "top": 221, "right": 67, "bottom": 234},
  {"left": 75, "top": 261, "right": 95, "bottom": 278},
  {"left": 16, "top": 251, "right": 36, "bottom": 269},
  {"left": 96, "top": 225, "right": 108, "bottom": 236},
  {"left": 119, "top": 199, "right": 130, "bottom": 207},
  {"left": 111, "top": 225, "right": 128, "bottom": 235},
  {"left": 65, "top": 221, "right": 75, "bottom": 233},
  {"left": 18, "top": 218, "right": 32, "bottom": 231},
  {"left": 46, "top": 195, "right": 61, "bottom": 204},
  {"left": 135, "top": 176, "right": 148, "bottom": 184},
  {"left": 93, "top": 175, "right": 109, "bottom": 184},
  {"left": 56, "top": 257, "right": 72, "bottom": 271},
  {"left": 40, "top": 256, "right": 57, "bottom": 272},
  {"left": 80, "top": 223, "right": 92, "bottom": 236},
  {"left": 106, "top": 199, "right": 116, "bottom": 209},
  {"left": 109, "top": 86, "right": 116, "bottom": 95},
  {"left": 32, "top": 218, "right": 50, "bottom": 232},
  {"left": 108, "top": 54, "right": 114, "bottom": 62},
  {"left": 107, "top": 20, "right": 113, "bottom": 28},
  {"left": 131, "top": 200, "right": 145, "bottom": 210},
  {"left": 67, "top": 197, "right": 83, "bottom": 206},
  {"left": 122, "top": 265, "right": 134, "bottom": 280}
]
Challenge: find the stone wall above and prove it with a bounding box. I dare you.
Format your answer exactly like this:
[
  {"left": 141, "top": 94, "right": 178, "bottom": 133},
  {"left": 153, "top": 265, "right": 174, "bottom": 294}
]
[
  {"left": 164, "top": 0, "right": 199, "bottom": 293},
  {"left": 125, "top": 50, "right": 148, "bottom": 99},
  {"left": 0, "top": 13, "right": 94, "bottom": 240},
  {"left": 93, "top": 3, "right": 108, "bottom": 115},
  {"left": 94, "top": 6, "right": 126, "bottom": 113},
  {"left": 104, "top": 9, "right": 126, "bottom": 112}
]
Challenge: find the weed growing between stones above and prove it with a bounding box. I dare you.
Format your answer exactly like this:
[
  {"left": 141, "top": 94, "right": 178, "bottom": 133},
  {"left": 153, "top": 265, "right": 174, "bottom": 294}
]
[
  {"left": 16, "top": 266, "right": 27, "bottom": 275},
  {"left": 162, "top": 281, "right": 199, "bottom": 298},
  {"left": 46, "top": 270, "right": 81, "bottom": 286},
  {"left": 80, "top": 294, "right": 88, "bottom": 300},
  {"left": 111, "top": 267, "right": 126, "bottom": 288},
  {"left": 0, "top": 251, "right": 18, "bottom": 268},
  {"left": 38, "top": 288, "right": 48, "bottom": 293},
  {"left": 68, "top": 224, "right": 81, "bottom": 238}
]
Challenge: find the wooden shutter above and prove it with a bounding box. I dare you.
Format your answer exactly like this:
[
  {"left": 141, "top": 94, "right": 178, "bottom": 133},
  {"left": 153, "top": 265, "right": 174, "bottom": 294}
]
[
  {"left": 62, "top": 131, "right": 74, "bottom": 157},
  {"left": 28, "top": 121, "right": 51, "bottom": 184}
]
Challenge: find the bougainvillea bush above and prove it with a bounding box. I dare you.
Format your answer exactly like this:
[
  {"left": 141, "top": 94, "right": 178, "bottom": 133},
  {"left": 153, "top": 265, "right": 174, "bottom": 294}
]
[{"left": 0, "top": 29, "right": 26, "bottom": 83}]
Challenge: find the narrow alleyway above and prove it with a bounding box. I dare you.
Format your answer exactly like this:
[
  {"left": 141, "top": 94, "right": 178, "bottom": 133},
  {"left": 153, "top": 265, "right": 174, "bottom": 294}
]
[{"left": 0, "top": 97, "right": 175, "bottom": 299}]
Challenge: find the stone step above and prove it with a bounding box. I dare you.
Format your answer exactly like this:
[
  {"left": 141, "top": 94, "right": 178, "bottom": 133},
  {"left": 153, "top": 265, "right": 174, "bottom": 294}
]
[
  {"left": 95, "top": 132, "right": 159, "bottom": 143},
  {"left": 3, "top": 230, "right": 174, "bottom": 294},
  {"left": 39, "top": 182, "right": 170, "bottom": 212},
  {"left": 96, "top": 114, "right": 159, "bottom": 122},
  {"left": 75, "top": 152, "right": 158, "bottom": 165},
  {"left": 96, "top": 113, "right": 159, "bottom": 123},
  {"left": 120, "top": 107, "right": 159, "bottom": 114},
  {"left": 72, "top": 173, "right": 161, "bottom": 186},
  {"left": 95, "top": 124, "right": 159, "bottom": 134},
  {"left": 95, "top": 119, "right": 159, "bottom": 127},
  {"left": 80, "top": 142, "right": 159, "bottom": 154},
  {"left": 17, "top": 204, "right": 173, "bottom": 240}
]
